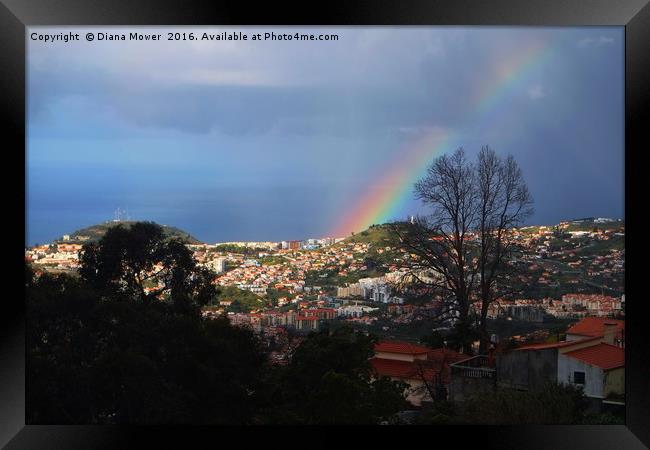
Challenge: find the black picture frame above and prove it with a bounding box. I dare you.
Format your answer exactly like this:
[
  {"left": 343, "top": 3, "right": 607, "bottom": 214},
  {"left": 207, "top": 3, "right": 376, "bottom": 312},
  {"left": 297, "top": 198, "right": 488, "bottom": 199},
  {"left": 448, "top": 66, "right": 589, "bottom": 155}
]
[{"left": 2, "top": 0, "right": 649, "bottom": 447}]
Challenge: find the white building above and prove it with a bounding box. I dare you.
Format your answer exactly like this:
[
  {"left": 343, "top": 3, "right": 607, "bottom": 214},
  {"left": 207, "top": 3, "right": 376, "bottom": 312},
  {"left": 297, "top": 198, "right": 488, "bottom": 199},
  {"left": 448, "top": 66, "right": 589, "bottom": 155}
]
[
  {"left": 206, "top": 257, "right": 227, "bottom": 273},
  {"left": 359, "top": 277, "right": 392, "bottom": 303},
  {"left": 557, "top": 342, "right": 624, "bottom": 402},
  {"left": 337, "top": 304, "right": 379, "bottom": 318}
]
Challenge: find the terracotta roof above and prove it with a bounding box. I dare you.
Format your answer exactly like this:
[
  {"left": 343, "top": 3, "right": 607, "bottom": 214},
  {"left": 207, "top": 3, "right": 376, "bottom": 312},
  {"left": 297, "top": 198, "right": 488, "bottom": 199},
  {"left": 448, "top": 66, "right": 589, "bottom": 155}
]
[
  {"left": 566, "top": 317, "right": 624, "bottom": 339},
  {"left": 515, "top": 336, "right": 601, "bottom": 351},
  {"left": 426, "top": 348, "right": 468, "bottom": 364},
  {"left": 370, "top": 356, "right": 455, "bottom": 383},
  {"left": 563, "top": 343, "right": 624, "bottom": 370},
  {"left": 375, "top": 341, "right": 431, "bottom": 355},
  {"left": 370, "top": 358, "right": 418, "bottom": 379}
]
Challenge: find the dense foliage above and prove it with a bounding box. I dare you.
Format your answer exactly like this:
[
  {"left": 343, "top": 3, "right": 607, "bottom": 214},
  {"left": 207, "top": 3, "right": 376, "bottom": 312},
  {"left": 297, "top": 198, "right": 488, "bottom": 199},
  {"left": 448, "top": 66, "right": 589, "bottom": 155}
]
[
  {"left": 79, "top": 222, "right": 216, "bottom": 313},
  {"left": 27, "top": 270, "right": 266, "bottom": 424},
  {"left": 27, "top": 222, "right": 408, "bottom": 424},
  {"left": 255, "top": 327, "right": 408, "bottom": 424},
  {"left": 211, "top": 284, "right": 266, "bottom": 312},
  {"left": 460, "top": 382, "right": 588, "bottom": 424},
  {"left": 212, "top": 244, "right": 269, "bottom": 255},
  {"left": 415, "top": 382, "right": 624, "bottom": 425}
]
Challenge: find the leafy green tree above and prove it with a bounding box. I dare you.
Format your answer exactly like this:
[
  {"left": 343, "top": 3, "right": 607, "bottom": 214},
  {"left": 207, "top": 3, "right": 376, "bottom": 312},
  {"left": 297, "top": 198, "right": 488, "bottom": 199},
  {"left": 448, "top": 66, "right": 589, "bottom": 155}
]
[
  {"left": 211, "top": 285, "right": 263, "bottom": 312},
  {"left": 420, "top": 330, "right": 445, "bottom": 348},
  {"left": 256, "top": 327, "right": 408, "bottom": 424},
  {"left": 582, "top": 412, "right": 625, "bottom": 425},
  {"left": 26, "top": 223, "right": 268, "bottom": 425},
  {"left": 79, "top": 222, "right": 216, "bottom": 312},
  {"left": 417, "top": 400, "right": 457, "bottom": 424},
  {"left": 213, "top": 244, "right": 267, "bottom": 255},
  {"left": 27, "top": 269, "right": 268, "bottom": 424},
  {"left": 460, "top": 382, "right": 588, "bottom": 424}
]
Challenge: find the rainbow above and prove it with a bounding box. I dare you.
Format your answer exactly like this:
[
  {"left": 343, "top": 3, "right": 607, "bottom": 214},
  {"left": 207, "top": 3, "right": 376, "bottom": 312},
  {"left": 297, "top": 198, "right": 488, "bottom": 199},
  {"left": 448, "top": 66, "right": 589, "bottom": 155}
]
[{"left": 330, "top": 33, "right": 561, "bottom": 237}]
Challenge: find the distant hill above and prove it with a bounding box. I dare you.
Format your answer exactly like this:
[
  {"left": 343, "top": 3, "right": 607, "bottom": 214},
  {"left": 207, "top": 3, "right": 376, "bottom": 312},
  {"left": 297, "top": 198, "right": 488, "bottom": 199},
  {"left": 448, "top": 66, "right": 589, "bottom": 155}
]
[
  {"left": 55, "top": 221, "right": 202, "bottom": 245},
  {"left": 563, "top": 218, "right": 624, "bottom": 232},
  {"left": 345, "top": 218, "right": 624, "bottom": 246},
  {"left": 516, "top": 218, "right": 624, "bottom": 235},
  {"left": 339, "top": 224, "right": 402, "bottom": 247}
]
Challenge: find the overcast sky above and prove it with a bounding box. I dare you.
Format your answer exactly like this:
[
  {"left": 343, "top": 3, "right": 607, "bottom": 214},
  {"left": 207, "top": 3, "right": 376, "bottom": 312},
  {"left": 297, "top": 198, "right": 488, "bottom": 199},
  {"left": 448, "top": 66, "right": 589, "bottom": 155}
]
[{"left": 27, "top": 26, "right": 624, "bottom": 245}]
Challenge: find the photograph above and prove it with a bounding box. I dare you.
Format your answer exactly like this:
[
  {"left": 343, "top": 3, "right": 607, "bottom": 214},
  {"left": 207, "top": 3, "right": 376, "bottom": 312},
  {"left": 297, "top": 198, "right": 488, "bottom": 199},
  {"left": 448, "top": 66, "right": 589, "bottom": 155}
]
[{"left": 23, "top": 25, "right": 630, "bottom": 427}]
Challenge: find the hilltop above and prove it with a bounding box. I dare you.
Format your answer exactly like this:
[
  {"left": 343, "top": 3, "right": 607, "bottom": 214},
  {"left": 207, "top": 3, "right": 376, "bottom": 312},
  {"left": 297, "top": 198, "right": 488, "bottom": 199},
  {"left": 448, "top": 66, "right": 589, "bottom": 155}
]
[
  {"left": 515, "top": 218, "right": 624, "bottom": 235},
  {"left": 55, "top": 221, "right": 202, "bottom": 245},
  {"left": 561, "top": 218, "right": 625, "bottom": 232},
  {"left": 339, "top": 224, "right": 402, "bottom": 247}
]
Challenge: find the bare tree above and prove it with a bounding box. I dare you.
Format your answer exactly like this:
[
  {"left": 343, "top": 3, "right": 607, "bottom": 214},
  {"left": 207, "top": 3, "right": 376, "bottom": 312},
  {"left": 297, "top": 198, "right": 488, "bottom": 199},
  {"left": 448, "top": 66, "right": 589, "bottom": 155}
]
[
  {"left": 390, "top": 147, "right": 533, "bottom": 355},
  {"left": 475, "top": 146, "right": 533, "bottom": 353},
  {"left": 412, "top": 350, "right": 454, "bottom": 404},
  {"left": 390, "top": 148, "right": 480, "bottom": 353}
]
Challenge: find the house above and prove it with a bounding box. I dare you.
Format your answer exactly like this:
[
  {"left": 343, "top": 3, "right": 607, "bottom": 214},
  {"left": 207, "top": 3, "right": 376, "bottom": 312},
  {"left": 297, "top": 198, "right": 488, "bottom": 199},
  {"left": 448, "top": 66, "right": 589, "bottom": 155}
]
[
  {"left": 496, "top": 337, "right": 602, "bottom": 392},
  {"left": 369, "top": 341, "right": 466, "bottom": 406},
  {"left": 449, "top": 326, "right": 626, "bottom": 406},
  {"left": 565, "top": 317, "right": 624, "bottom": 347},
  {"left": 558, "top": 342, "right": 624, "bottom": 409},
  {"left": 496, "top": 332, "right": 624, "bottom": 411}
]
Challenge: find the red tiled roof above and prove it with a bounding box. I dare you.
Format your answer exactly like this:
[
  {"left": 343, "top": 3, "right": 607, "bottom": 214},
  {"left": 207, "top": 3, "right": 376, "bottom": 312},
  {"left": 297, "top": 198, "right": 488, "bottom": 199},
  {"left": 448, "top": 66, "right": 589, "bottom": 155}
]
[
  {"left": 515, "top": 336, "right": 601, "bottom": 351},
  {"left": 370, "top": 356, "right": 455, "bottom": 383},
  {"left": 426, "top": 348, "right": 468, "bottom": 364},
  {"left": 375, "top": 341, "right": 431, "bottom": 355},
  {"left": 370, "top": 358, "right": 433, "bottom": 380},
  {"left": 564, "top": 343, "right": 624, "bottom": 370},
  {"left": 566, "top": 317, "right": 624, "bottom": 339}
]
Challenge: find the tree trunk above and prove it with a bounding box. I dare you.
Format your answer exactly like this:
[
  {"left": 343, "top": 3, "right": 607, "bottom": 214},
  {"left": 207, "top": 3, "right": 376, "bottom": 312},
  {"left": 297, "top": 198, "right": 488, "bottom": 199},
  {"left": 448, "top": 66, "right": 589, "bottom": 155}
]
[{"left": 478, "top": 287, "right": 491, "bottom": 354}]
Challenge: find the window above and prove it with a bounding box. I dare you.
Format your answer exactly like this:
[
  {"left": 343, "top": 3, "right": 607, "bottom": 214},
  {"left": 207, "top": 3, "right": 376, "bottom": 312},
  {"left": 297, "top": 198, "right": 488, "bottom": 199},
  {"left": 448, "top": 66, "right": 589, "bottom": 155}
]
[{"left": 573, "top": 371, "right": 586, "bottom": 385}]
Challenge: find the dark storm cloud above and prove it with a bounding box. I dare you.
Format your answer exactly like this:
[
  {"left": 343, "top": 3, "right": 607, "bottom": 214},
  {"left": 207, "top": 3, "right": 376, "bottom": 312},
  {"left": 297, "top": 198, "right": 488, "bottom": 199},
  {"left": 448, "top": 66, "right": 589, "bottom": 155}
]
[
  {"left": 26, "top": 27, "right": 624, "bottom": 244},
  {"left": 29, "top": 66, "right": 440, "bottom": 137}
]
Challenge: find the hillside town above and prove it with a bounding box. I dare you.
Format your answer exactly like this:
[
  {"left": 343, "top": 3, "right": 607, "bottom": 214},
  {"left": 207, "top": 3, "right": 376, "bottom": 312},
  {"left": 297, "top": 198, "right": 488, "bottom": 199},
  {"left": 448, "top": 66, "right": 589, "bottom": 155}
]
[{"left": 25, "top": 217, "right": 625, "bottom": 416}]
